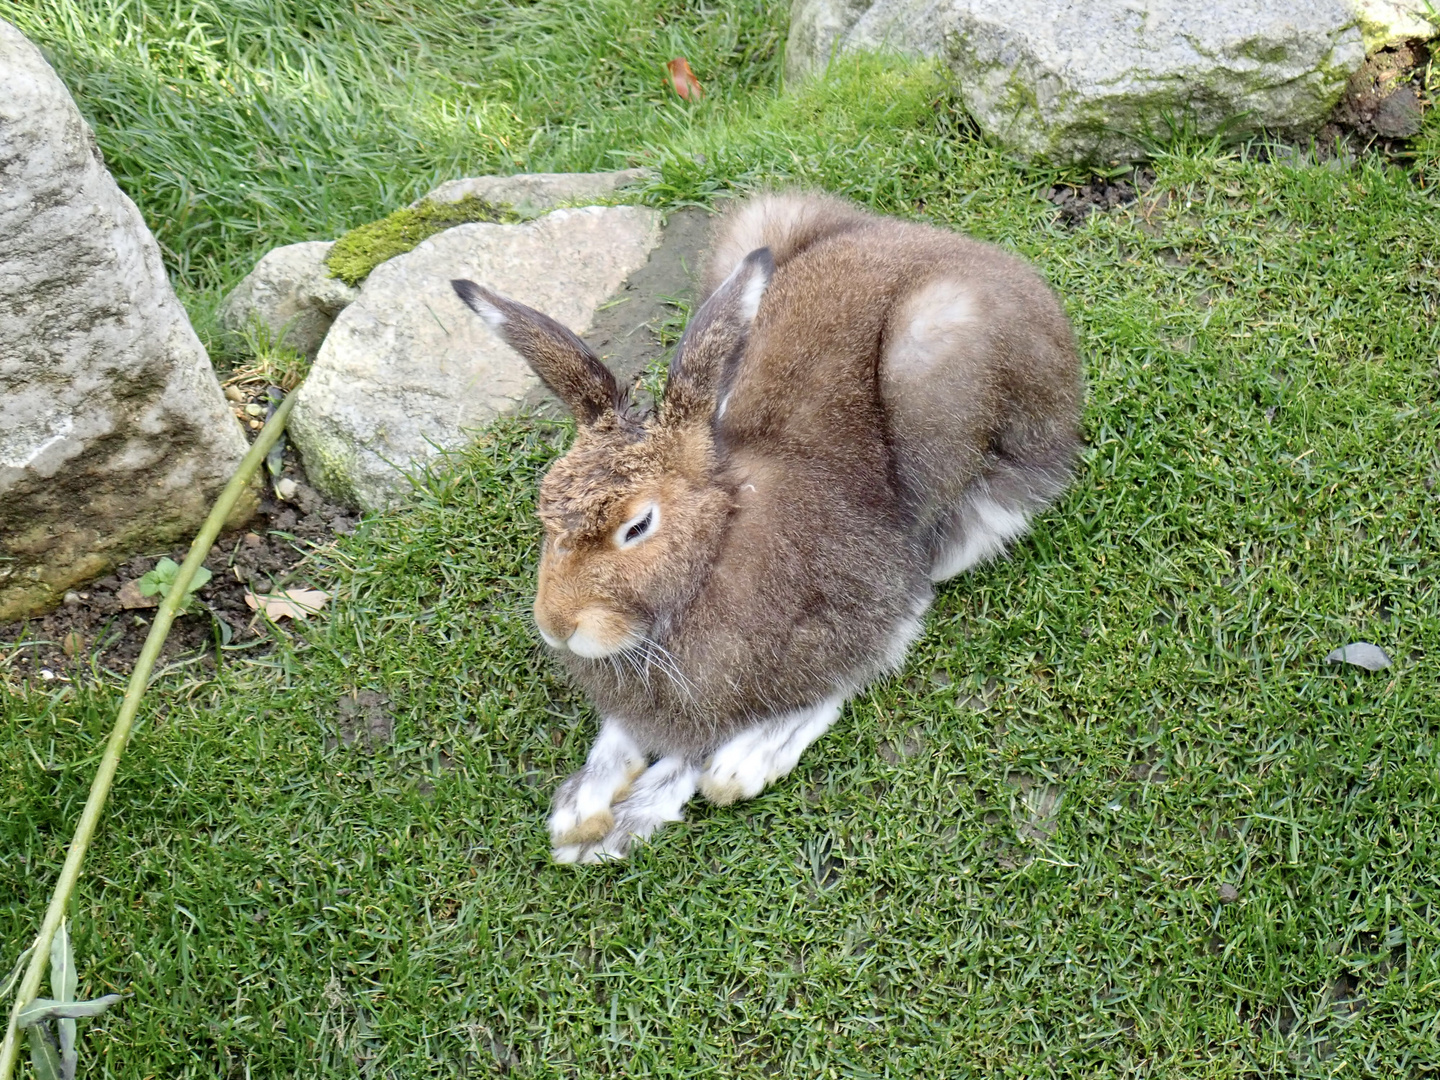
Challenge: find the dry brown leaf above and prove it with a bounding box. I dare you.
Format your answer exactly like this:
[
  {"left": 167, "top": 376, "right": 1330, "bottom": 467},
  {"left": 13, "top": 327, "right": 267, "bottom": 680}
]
[
  {"left": 117, "top": 579, "right": 159, "bottom": 610},
  {"left": 666, "top": 57, "right": 703, "bottom": 101},
  {"left": 244, "top": 587, "right": 331, "bottom": 620}
]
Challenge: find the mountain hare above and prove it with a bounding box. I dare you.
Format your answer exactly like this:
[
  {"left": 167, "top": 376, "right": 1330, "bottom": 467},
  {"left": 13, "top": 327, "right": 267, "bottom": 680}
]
[{"left": 453, "top": 191, "right": 1083, "bottom": 863}]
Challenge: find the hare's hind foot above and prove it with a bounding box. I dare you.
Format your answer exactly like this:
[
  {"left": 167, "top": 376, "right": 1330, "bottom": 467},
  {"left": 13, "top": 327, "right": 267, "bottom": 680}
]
[
  {"left": 928, "top": 491, "right": 1035, "bottom": 581},
  {"left": 699, "top": 697, "right": 844, "bottom": 806},
  {"left": 548, "top": 719, "right": 646, "bottom": 851},
  {"left": 553, "top": 756, "right": 699, "bottom": 864}
]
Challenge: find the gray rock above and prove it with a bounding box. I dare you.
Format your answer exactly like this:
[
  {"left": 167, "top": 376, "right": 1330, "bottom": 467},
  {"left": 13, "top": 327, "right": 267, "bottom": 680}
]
[
  {"left": 558, "top": 207, "right": 711, "bottom": 412},
  {"left": 215, "top": 171, "right": 653, "bottom": 365},
  {"left": 0, "top": 19, "right": 253, "bottom": 622},
  {"left": 786, "top": 0, "right": 1365, "bottom": 164},
  {"left": 290, "top": 205, "right": 664, "bottom": 510},
  {"left": 416, "top": 169, "right": 652, "bottom": 217},
  {"left": 1371, "top": 84, "right": 1422, "bottom": 137},
  {"left": 216, "top": 240, "right": 359, "bottom": 360},
  {"left": 1353, "top": 0, "right": 1438, "bottom": 50},
  {"left": 786, "top": 0, "right": 876, "bottom": 83}
]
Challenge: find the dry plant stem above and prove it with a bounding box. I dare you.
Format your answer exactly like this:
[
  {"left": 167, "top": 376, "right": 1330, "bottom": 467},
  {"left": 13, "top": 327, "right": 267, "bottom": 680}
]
[{"left": 0, "top": 392, "right": 298, "bottom": 1080}]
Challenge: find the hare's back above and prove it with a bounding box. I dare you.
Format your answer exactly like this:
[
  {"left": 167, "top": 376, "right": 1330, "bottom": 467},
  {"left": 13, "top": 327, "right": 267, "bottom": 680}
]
[{"left": 707, "top": 192, "right": 1082, "bottom": 553}]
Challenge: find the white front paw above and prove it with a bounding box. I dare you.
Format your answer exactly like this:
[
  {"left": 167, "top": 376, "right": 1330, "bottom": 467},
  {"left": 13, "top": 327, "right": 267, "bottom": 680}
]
[
  {"left": 548, "top": 767, "right": 627, "bottom": 847},
  {"left": 553, "top": 757, "right": 698, "bottom": 864},
  {"left": 698, "top": 732, "right": 772, "bottom": 806}
]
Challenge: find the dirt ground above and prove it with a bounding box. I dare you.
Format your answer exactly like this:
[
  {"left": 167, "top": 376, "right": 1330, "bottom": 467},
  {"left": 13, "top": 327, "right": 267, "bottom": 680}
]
[{"left": 1324, "top": 38, "right": 1431, "bottom": 146}]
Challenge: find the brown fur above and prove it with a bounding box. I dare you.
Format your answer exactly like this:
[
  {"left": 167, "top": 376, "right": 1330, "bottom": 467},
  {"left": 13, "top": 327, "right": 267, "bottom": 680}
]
[{"left": 452, "top": 191, "right": 1083, "bottom": 760}]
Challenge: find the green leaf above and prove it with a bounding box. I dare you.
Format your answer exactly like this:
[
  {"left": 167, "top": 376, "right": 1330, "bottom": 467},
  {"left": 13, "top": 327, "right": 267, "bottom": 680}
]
[
  {"left": 49, "top": 920, "right": 76, "bottom": 1004},
  {"left": 29, "top": 1026, "right": 61, "bottom": 1080},
  {"left": 59, "top": 1028, "right": 77, "bottom": 1080},
  {"left": 154, "top": 557, "right": 181, "bottom": 577},
  {"left": 58, "top": 1017, "right": 77, "bottom": 1080},
  {"left": 1, "top": 944, "right": 34, "bottom": 1000},
  {"left": 265, "top": 433, "right": 287, "bottom": 478},
  {"left": 16, "top": 995, "right": 124, "bottom": 1027},
  {"left": 211, "top": 609, "right": 234, "bottom": 647},
  {"left": 51, "top": 922, "right": 79, "bottom": 1080},
  {"left": 189, "top": 566, "right": 213, "bottom": 593},
  {"left": 138, "top": 572, "right": 165, "bottom": 597}
]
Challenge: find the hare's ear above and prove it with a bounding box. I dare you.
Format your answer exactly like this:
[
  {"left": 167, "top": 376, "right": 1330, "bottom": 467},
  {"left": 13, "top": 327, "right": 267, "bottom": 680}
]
[
  {"left": 663, "top": 247, "right": 773, "bottom": 426},
  {"left": 452, "top": 280, "right": 623, "bottom": 425}
]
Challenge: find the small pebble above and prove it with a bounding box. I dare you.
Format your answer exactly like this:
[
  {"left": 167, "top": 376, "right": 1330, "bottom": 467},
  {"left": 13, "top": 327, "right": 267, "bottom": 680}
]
[
  {"left": 249, "top": 419, "right": 263, "bottom": 430},
  {"left": 243, "top": 532, "right": 263, "bottom": 547},
  {"left": 1218, "top": 883, "right": 1240, "bottom": 904},
  {"left": 276, "top": 477, "right": 298, "bottom": 500},
  {"left": 63, "top": 590, "right": 81, "bottom": 607},
  {"left": 224, "top": 385, "right": 245, "bottom": 402},
  {"left": 244, "top": 403, "right": 266, "bottom": 416},
  {"left": 39, "top": 669, "right": 55, "bottom": 680}
]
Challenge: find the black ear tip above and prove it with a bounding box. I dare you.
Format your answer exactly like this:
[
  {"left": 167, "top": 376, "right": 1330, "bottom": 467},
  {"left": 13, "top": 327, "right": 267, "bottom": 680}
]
[
  {"left": 451, "top": 279, "right": 479, "bottom": 305},
  {"left": 746, "top": 247, "right": 774, "bottom": 275}
]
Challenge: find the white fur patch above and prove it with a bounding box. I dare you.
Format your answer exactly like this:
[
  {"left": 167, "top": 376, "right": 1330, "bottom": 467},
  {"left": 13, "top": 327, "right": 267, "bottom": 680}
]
[
  {"left": 565, "top": 627, "right": 620, "bottom": 658},
  {"left": 699, "top": 696, "right": 844, "bottom": 806},
  {"left": 715, "top": 251, "right": 771, "bottom": 323},
  {"left": 467, "top": 293, "right": 507, "bottom": 331},
  {"left": 931, "top": 494, "right": 1033, "bottom": 581},
  {"left": 555, "top": 756, "right": 700, "bottom": 864},
  {"left": 561, "top": 607, "right": 639, "bottom": 658},
  {"left": 614, "top": 501, "right": 660, "bottom": 550},
  {"left": 881, "top": 594, "right": 931, "bottom": 671},
  {"left": 887, "top": 278, "right": 976, "bottom": 376},
  {"left": 737, "top": 259, "right": 770, "bottom": 321}
]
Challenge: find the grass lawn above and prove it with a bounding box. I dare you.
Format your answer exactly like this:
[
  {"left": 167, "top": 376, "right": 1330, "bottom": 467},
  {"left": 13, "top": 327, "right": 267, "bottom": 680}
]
[{"left": 5, "top": 1, "right": 1440, "bottom": 1076}]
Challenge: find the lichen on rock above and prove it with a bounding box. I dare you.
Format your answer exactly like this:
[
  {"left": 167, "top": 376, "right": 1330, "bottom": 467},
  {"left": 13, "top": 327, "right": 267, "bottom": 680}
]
[{"left": 324, "top": 195, "right": 519, "bottom": 287}]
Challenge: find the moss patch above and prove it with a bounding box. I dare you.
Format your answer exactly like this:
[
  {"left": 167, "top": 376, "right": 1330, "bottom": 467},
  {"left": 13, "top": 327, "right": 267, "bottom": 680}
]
[{"left": 325, "top": 195, "right": 518, "bottom": 286}]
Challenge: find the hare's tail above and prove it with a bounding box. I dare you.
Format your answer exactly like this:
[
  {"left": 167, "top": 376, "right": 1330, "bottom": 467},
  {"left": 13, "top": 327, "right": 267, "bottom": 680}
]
[{"left": 704, "top": 192, "right": 868, "bottom": 297}]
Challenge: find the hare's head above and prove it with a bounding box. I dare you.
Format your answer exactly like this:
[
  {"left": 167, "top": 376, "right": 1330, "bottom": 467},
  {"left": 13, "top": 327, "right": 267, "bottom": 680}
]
[{"left": 452, "top": 249, "right": 772, "bottom": 658}]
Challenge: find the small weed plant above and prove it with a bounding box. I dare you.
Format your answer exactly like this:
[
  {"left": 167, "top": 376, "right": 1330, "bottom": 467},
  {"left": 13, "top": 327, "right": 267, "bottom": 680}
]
[{"left": 137, "top": 558, "right": 210, "bottom": 615}]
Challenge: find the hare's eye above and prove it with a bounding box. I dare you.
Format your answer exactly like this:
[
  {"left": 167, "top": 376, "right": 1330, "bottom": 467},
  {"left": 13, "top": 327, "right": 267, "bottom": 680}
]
[
  {"left": 625, "top": 514, "right": 652, "bottom": 542},
  {"left": 616, "top": 505, "right": 659, "bottom": 549}
]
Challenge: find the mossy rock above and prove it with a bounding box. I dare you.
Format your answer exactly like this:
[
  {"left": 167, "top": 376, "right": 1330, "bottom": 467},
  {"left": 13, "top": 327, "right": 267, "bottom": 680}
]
[{"left": 325, "top": 195, "right": 519, "bottom": 287}]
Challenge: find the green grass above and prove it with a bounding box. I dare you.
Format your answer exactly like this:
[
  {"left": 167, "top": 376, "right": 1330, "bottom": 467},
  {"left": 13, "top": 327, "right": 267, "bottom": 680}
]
[
  {"left": 7, "top": 0, "right": 786, "bottom": 346},
  {"left": 5, "top": 1, "right": 1440, "bottom": 1076}
]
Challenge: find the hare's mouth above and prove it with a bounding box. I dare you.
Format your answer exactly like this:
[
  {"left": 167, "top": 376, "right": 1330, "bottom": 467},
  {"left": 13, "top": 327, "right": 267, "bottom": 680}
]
[
  {"left": 538, "top": 606, "right": 647, "bottom": 658},
  {"left": 561, "top": 628, "right": 640, "bottom": 659}
]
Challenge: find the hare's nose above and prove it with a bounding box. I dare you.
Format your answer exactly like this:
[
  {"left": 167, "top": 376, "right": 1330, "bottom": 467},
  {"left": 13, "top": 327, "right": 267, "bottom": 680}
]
[{"left": 534, "top": 608, "right": 574, "bottom": 648}]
